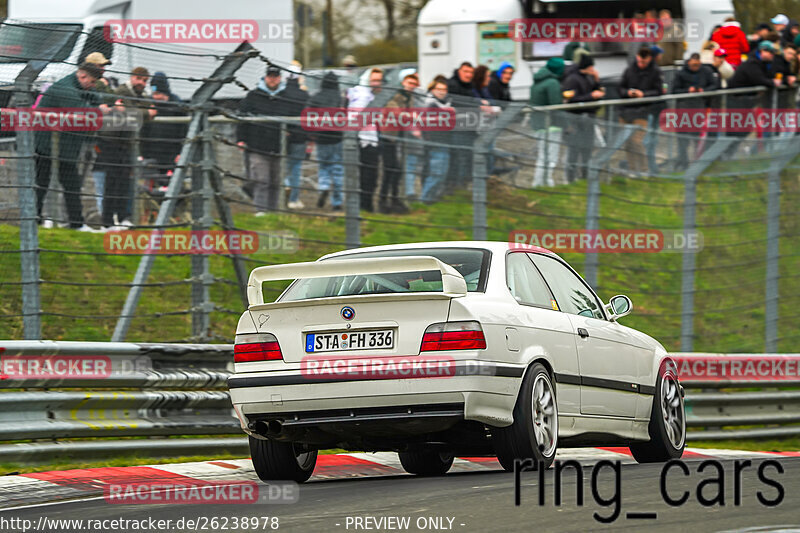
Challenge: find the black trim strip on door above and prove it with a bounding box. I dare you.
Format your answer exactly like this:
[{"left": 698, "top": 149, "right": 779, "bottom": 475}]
[{"left": 554, "top": 373, "right": 655, "bottom": 395}]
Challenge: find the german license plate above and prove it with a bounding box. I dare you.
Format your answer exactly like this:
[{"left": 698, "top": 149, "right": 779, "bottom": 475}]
[{"left": 305, "top": 329, "right": 394, "bottom": 353}]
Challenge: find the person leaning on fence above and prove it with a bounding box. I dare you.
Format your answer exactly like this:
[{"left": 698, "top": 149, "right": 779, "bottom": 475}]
[
  {"left": 281, "top": 64, "right": 310, "bottom": 210},
  {"left": 561, "top": 54, "right": 604, "bottom": 182},
  {"left": 347, "top": 67, "right": 384, "bottom": 212},
  {"left": 381, "top": 73, "right": 421, "bottom": 214},
  {"left": 83, "top": 52, "right": 116, "bottom": 215},
  {"left": 308, "top": 72, "right": 345, "bottom": 211},
  {"left": 421, "top": 77, "right": 454, "bottom": 204},
  {"left": 672, "top": 53, "right": 719, "bottom": 170},
  {"left": 140, "top": 72, "right": 187, "bottom": 179},
  {"left": 488, "top": 62, "right": 514, "bottom": 104},
  {"left": 99, "top": 66, "right": 157, "bottom": 229},
  {"left": 618, "top": 46, "right": 665, "bottom": 175},
  {"left": 236, "top": 66, "right": 286, "bottom": 215},
  {"left": 529, "top": 57, "right": 565, "bottom": 187},
  {"left": 33, "top": 62, "right": 106, "bottom": 231},
  {"left": 709, "top": 48, "right": 735, "bottom": 87},
  {"left": 446, "top": 62, "right": 480, "bottom": 189}
]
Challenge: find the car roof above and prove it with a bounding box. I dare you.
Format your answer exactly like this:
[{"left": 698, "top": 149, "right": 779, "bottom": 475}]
[{"left": 319, "top": 241, "right": 557, "bottom": 260}]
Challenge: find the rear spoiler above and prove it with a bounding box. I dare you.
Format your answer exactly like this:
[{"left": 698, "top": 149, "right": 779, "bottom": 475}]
[{"left": 246, "top": 255, "right": 468, "bottom": 306}]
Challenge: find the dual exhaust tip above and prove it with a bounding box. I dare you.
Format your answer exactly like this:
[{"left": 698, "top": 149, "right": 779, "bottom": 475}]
[{"left": 253, "top": 419, "right": 283, "bottom": 436}]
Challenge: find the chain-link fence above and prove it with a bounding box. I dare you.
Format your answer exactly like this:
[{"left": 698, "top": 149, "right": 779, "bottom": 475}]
[{"left": 1, "top": 20, "right": 799, "bottom": 354}]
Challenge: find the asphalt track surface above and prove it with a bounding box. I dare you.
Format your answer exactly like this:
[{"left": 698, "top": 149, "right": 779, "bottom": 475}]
[{"left": 2, "top": 457, "right": 800, "bottom": 533}]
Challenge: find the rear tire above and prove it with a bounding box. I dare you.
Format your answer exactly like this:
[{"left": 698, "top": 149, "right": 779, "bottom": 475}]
[
  {"left": 249, "top": 436, "right": 317, "bottom": 483},
  {"left": 492, "top": 363, "right": 558, "bottom": 471},
  {"left": 630, "top": 363, "right": 685, "bottom": 463},
  {"left": 398, "top": 450, "right": 454, "bottom": 476}
]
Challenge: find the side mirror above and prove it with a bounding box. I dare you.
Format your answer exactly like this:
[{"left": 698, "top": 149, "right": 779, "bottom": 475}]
[{"left": 607, "top": 295, "right": 633, "bottom": 320}]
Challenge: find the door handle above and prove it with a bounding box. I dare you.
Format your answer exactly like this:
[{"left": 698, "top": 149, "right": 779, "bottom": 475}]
[{"left": 577, "top": 328, "right": 589, "bottom": 338}]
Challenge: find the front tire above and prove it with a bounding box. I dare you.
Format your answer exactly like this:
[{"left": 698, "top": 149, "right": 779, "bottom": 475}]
[
  {"left": 249, "top": 436, "right": 317, "bottom": 482},
  {"left": 630, "top": 363, "right": 685, "bottom": 463},
  {"left": 398, "top": 449, "right": 454, "bottom": 476},
  {"left": 492, "top": 363, "right": 558, "bottom": 471}
]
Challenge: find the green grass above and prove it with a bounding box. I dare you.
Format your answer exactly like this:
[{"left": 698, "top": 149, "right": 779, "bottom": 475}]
[{"left": 1, "top": 170, "right": 799, "bottom": 351}]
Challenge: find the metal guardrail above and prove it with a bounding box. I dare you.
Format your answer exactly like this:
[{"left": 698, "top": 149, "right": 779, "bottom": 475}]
[{"left": 0, "top": 341, "right": 798, "bottom": 463}]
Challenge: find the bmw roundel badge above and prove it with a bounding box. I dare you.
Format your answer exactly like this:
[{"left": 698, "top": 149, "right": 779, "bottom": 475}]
[{"left": 341, "top": 306, "right": 355, "bottom": 320}]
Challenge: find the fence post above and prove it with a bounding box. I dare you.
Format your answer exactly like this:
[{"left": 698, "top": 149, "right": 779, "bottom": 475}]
[
  {"left": 343, "top": 130, "right": 360, "bottom": 249},
  {"left": 584, "top": 154, "right": 600, "bottom": 289},
  {"left": 190, "top": 114, "right": 214, "bottom": 341},
  {"left": 112, "top": 42, "right": 257, "bottom": 342},
  {"left": 11, "top": 64, "right": 46, "bottom": 339},
  {"left": 472, "top": 137, "right": 488, "bottom": 241},
  {"left": 764, "top": 137, "right": 800, "bottom": 351}
]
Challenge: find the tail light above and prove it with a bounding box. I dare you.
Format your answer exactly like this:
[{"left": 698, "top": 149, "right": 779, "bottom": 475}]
[
  {"left": 234, "top": 333, "right": 283, "bottom": 362},
  {"left": 421, "top": 321, "right": 486, "bottom": 352}
]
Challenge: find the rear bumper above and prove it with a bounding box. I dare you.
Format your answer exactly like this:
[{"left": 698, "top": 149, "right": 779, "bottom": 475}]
[{"left": 228, "top": 360, "right": 524, "bottom": 433}]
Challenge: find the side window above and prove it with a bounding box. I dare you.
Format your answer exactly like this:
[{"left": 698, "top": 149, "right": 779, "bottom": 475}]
[
  {"left": 530, "top": 254, "right": 605, "bottom": 320},
  {"left": 506, "top": 252, "right": 555, "bottom": 308},
  {"left": 78, "top": 27, "right": 113, "bottom": 64}
]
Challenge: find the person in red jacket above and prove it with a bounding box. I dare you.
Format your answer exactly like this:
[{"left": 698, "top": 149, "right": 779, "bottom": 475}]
[{"left": 711, "top": 17, "right": 750, "bottom": 67}]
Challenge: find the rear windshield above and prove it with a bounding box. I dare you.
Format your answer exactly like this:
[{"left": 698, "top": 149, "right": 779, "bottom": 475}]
[
  {"left": 279, "top": 248, "right": 490, "bottom": 302},
  {"left": 0, "top": 22, "right": 83, "bottom": 63}
]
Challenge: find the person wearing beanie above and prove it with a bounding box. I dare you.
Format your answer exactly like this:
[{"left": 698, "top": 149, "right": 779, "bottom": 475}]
[
  {"left": 561, "top": 54, "right": 604, "bottom": 182},
  {"left": 141, "top": 72, "right": 187, "bottom": 186},
  {"left": 488, "top": 61, "right": 514, "bottom": 103},
  {"left": 529, "top": 57, "right": 565, "bottom": 187},
  {"left": 618, "top": 46, "right": 665, "bottom": 175},
  {"left": 672, "top": 53, "right": 719, "bottom": 170}
]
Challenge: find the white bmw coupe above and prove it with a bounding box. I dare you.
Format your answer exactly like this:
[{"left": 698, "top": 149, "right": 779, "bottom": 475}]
[{"left": 228, "top": 241, "right": 685, "bottom": 482}]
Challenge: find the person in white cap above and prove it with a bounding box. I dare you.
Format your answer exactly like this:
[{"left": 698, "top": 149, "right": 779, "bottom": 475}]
[{"left": 771, "top": 14, "right": 789, "bottom": 34}]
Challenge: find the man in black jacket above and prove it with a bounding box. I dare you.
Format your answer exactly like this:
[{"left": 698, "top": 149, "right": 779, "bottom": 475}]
[
  {"left": 561, "top": 54, "right": 604, "bottom": 181},
  {"left": 237, "top": 66, "right": 286, "bottom": 214},
  {"left": 672, "top": 54, "right": 719, "bottom": 169},
  {"left": 618, "top": 47, "right": 665, "bottom": 174},
  {"left": 729, "top": 41, "right": 782, "bottom": 90},
  {"left": 488, "top": 62, "right": 514, "bottom": 104},
  {"left": 447, "top": 62, "right": 479, "bottom": 188}
]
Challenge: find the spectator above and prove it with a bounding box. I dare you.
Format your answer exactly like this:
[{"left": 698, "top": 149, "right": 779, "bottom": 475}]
[
  {"left": 421, "top": 77, "right": 453, "bottom": 203},
  {"left": 773, "top": 43, "right": 798, "bottom": 86},
  {"left": 141, "top": 72, "right": 186, "bottom": 179},
  {"left": 34, "top": 62, "right": 104, "bottom": 230},
  {"left": 700, "top": 38, "right": 721, "bottom": 64},
  {"left": 101, "top": 66, "right": 156, "bottom": 229},
  {"left": 771, "top": 14, "right": 789, "bottom": 36},
  {"left": 785, "top": 23, "right": 800, "bottom": 49},
  {"left": 308, "top": 72, "right": 344, "bottom": 211},
  {"left": 447, "top": 62, "right": 479, "bottom": 189},
  {"left": 729, "top": 41, "right": 782, "bottom": 90},
  {"left": 529, "top": 57, "right": 564, "bottom": 187},
  {"left": 488, "top": 62, "right": 514, "bottom": 103},
  {"left": 561, "top": 54, "right": 604, "bottom": 182},
  {"left": 748, "top": 23, "right": 773, "bottom": 51},
  {"left": 672, "top": 53, "right": 719, "bottom": 169},
  {"left": 282, "top": 65, "right": 310, "bottom": 210},
  {"left": 656, "top": 9, "right": 685, "bottom": 66},
  {"left": 563, "top": 41, "right": 589, "bottom": 62},
  {"left": 618, "top": 46, "right": 664, "bottom": 175},
  {"left": 347, "top": 67, "right": 383, "bottom": 212},
  {"left": 471, "top": 65, "right": 493, "bottom": 102},
  {"left": 711, "top": 17, "right": 750, "bottom": 67},
  {"left": 83, "top": 52, "right": 115, "bottom": 215},
  {"left": 236, "top": 66, "right": 287, "bottom": 215},
  {"left": 651, "top": 45, "right": 665, "bottom": 66},
  {"left": 381, "top": 73, "right": 421, "bottom": 213},
  {"left": 709, "top": 48, "right": 735, "bottom": 88}
]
